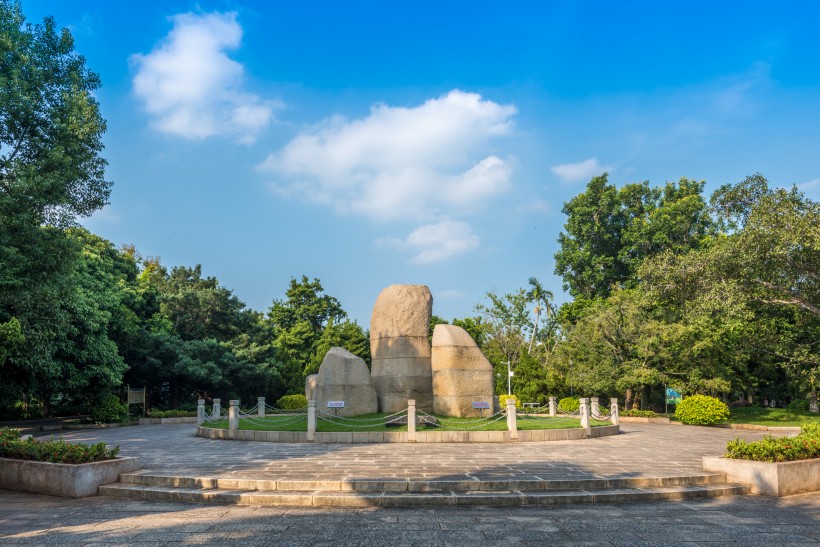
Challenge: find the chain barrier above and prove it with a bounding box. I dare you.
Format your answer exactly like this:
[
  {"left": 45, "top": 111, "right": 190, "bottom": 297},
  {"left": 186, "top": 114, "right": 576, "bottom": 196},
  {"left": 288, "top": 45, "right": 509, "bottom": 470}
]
[
  {"left": 316, "top": 412, "right": 405, "bottom": 429},
  {"left": 240, "top": 414, "right": 307, "bottom": 428},
  {"left": 556, "top": 407, "right": 581, "bottom": 416},
  {"left": 416, "top": 409, "right": 509, "bottom": 431},
  {"left": 316, "top": 408, "right": 408, "bottom": 423},
  {"left": 264, "top": 403, "right": 307, "bottom": 414}
]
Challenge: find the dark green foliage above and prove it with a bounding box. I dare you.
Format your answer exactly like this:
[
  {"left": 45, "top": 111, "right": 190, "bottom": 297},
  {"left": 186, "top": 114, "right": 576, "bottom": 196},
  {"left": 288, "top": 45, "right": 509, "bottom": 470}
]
[
  {"left": 89, "top": 394, "right": 127, "bottom": 424},
  {"left": 0, "top": 433, "right": 119, "bottom": 463},
  {"left": 620, "top": 409, "right": 658, "bottom": 417},
  {"left": 788, "top": 399, "right": 810, "bottom": 412},
  {"left": 725, "top": 423, "right": 820, "bottom": 462},
  {"left": 674, "top": 395, "right": 730, "bottom": 425},
  {"left": 148, "top": 409, "right": 196, "bottom": 418},
  {"left": 276, "top": 394, "right": 308, "bottom": 410}
]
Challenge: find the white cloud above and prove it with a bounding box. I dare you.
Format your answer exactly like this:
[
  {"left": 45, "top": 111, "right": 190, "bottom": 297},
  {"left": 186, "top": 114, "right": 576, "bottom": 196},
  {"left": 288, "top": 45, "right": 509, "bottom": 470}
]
[
  {"left": 797, "top": 178, "right": 820, "bottom": 191},
  {"left": 131, "top": 12, "right": 276, "bottom": 143},
  {"left": 377, "top": 220, "right": 480, "bottom": 264},
  {"left": 550, "top": 158, "right": 611, "bottom": 184},
  {"left": 259, "top": 90, "right": 516, "bottom": 222}
]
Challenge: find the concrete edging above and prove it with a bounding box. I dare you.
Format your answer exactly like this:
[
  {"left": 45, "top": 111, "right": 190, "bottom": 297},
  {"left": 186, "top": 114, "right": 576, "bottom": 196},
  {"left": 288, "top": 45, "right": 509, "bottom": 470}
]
[
  {"left": 196, "top": 424, "right": 620, "bottom": 443},
  {"left": 139, "top": 417, "right": 197, "bottom": 425},
  {"left": 618, "top": 417, "right": 671, "bottom": 424},
  {"left": 0, "top": 456, "right": 140, "bottom": 498},
  {"left": 703, "top": 456, "right": 820, "bottom": 496}
]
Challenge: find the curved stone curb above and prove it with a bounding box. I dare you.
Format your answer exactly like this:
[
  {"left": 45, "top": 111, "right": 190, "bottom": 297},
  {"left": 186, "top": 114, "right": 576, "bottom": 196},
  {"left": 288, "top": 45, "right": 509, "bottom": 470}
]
[
  {"left": 0, "top": 456, "right": 140, "bottom": 498},
  {"left": 196, "top": 424, "right": 620, "bottom": 443}
]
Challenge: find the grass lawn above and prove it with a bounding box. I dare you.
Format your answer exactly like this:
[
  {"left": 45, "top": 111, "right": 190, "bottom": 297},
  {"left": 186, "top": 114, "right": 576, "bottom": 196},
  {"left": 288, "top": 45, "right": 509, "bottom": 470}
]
[
  {"left": 728, "top": 407, "right": 820, "bottom": 427},
  {"left": 202, "top": 413, "right": 613, "bottom": 432}
]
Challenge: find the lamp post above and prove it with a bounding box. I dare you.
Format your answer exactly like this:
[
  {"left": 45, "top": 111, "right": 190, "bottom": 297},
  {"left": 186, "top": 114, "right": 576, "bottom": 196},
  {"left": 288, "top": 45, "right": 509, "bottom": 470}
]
[{"left": 502, "top": 360, "right": 512, "bottom": 395}]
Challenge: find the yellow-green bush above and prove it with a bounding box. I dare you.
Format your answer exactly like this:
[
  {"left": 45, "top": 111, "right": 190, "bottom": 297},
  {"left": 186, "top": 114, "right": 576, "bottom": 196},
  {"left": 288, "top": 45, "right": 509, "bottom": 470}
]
[
  {"left": 276, "top": 394, "right": 308, "bottom": 410},
  {"left": 558, "top": 397, "right": 580, "bottom": 412},
  {"left": 674, "top": 394, "right": 729, "bottom": 425},
  {"left": 498, "top": 394, "right": 521, "bottom": 408}
]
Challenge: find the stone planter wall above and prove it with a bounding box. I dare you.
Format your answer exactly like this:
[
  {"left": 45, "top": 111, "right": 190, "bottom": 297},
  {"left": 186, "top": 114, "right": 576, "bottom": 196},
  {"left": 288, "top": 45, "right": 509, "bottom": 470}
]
[
  {"left": 139, "top": 417, "right": 197, "bottom": 425},
  {"left": 703, "top": 456, "right": 820, "bottom": 496},
  {"left": 197, "top": 424, "right": 620, "bottom": 443},
  {"left": 0, "top": 456, "right": 140, "bottom": 498},
  {"left": 618, "top": 417, "right": 671, "bottom": 424}
]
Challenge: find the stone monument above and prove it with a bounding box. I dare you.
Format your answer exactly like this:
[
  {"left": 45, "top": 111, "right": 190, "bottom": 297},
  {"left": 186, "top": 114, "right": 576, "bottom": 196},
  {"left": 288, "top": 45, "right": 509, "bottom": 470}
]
[
  {"left": 370, "top": 284, "right": 434, "bottom": 413},
  {"left": 304, "top": 374, "right": 318, "bottom": 402},
  {"left": 313, "top": 347, "right": 378, "bottom": 417},
  {"left": 431, "top": 324, "right": 495, "bottom": 417}
]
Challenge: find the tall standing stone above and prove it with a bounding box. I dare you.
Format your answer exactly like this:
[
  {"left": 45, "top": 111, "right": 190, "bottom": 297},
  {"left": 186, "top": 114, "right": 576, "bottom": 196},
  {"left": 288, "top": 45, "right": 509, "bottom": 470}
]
[
  {"left": 431, "top": 324, "right": 495, "bottom": 417},
  {"left": 314, "top": 347, "right": 378, "bottom": 417},
  {"left": 370, "top": 285, "right": 433, "bottom": 413}
]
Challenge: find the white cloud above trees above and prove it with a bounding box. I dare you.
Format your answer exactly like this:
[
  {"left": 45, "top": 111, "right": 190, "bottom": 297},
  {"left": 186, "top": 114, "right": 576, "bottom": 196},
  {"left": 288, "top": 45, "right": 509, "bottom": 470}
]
[
  {"left": 259, "top": 90, "right": 516, "bottom": 263},
  {"left": 550, "top": 157, "right": 611, "bottom": 184},
  {"left": 131, "top": 12, "right": 276, "bottom": 143}
]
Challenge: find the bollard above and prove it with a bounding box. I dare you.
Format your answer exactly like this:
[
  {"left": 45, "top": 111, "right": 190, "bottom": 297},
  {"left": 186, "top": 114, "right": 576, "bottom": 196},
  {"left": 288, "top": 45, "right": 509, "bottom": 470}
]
[
  {"left": 610, "top": 398, "right": 620, "bottom": 426},
  {"left": 307, "top": 400, "right": 316, "bottom": 441},
  {"left": 228, "top": 400, "right": 239, "bottom": 434},
  {"left": 408, "top": 399, "right": 417, "bottom": 442},
  {"left": 212, "top": 398, "right": 221, "bottom": 419},
  {"left": 549, "top": 396, "right": 556, "bottom": 417},
  {"left": 591, "top": 397, "right": 599, "bottom": 417},
  {"left": 579, "top": 398, "right": 591, "bottom": 437},
  {"left": 506, "top": 399, "right": 518, "bottom": 440},
  {"left": 197, "top": 399, "right": 205, "bottom": 425},
  {"left": 258, "top": 397, "right": 265, "bottom": 418}
]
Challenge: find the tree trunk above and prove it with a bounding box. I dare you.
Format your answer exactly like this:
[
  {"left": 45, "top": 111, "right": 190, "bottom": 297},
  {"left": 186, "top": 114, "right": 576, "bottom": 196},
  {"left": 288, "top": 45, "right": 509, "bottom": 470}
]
[
  {"left": 625, "top": 388, "right": 634, "bottom": 410},
  {"left": 811, "top": 390, "right": 818, "bottom": 413},
  {"left": 640, "top": 386, "right": 649, "bottom": 411}
]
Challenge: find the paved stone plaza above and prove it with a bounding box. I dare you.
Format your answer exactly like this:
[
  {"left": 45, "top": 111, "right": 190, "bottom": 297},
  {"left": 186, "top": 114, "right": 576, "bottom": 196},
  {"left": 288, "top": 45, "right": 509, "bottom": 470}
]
[{"left": 0, "top": 422, "right": 815, "bottom": 545}]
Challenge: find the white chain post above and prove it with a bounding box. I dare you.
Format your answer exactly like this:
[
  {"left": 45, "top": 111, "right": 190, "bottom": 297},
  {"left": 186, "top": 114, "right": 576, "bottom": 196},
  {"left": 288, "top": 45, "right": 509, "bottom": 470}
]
[
  {"left": 212, "top": 398, "right": 221, "bottom": 418},
  {"left": 258, "top": 397, "right": 265, "bottom": 418},
  {"left": 591, "top": 397, "right": 600, "bottom": 417},
  {"left": 506, "top": 398, "right": 518, "bottom": 440},
  {"left": 229, "top": 400, "right": 239, "bottom": 434},
  {"left": 307, "top": 400, "right": 316, "bottom": 441},
  {"left": 407, "top": 399, "right": 416, "bottom": 442},
  {"left": 197, "top": 399, "right": 205, "bottom": 425},
  {"left": 549, "top": 396, "right": 556, "bottom": 417},
  {"left": 610, "top": 398, "right": 620, "bottom": 426},
  {"left": 579, "top": 398, "right": 590, "bottom": 437}
]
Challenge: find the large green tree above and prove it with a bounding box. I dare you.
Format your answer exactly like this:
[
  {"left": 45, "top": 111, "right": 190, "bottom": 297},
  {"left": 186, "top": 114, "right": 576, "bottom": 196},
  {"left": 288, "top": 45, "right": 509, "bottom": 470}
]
[{"left": 554, "top": 174, "right": 712, "bottom": 300}]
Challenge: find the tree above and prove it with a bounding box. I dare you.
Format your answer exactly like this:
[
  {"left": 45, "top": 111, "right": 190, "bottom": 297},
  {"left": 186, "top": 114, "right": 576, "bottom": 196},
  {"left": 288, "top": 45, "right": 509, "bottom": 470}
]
[
  {"left": 554, "top": 174, "right": 712, "bottom": 299},
  {"left": 0, "top": 2, "right": 111, "bottom": 416},
  {"left": 525, "top": 277, "right": 555, "bottom": 353}
]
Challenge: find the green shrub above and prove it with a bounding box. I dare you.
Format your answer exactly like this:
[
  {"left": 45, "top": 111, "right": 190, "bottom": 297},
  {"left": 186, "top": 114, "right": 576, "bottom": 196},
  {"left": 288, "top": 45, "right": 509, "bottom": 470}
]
[
  {"left": 557, "top": 397, "right": 579, "bottom": 413},
  {"left": 0, "top": 427, "right": 21, "bottom": 442},
  {"left": 674, "top": 395, "right": 729, "bottom": 425},
  {"left": 149, "top": 409, "right": 197, "bottom": 418},
  {"left": 787, "top": 399, "right": 810, "bottom": 412},
  {"left": 725, "top": 423, "right": 820, "bottom": 462},
  {"left": 0, "top": 435, "right": 120, "bottom": 464},
  {"left": 498, "top": 394, "right": 521, "bottom": 408},
  {"left": 89, "top": 394, "right": 128, "bottom": 424},
  {"left": 276, "top": 394, "right": 308, "bottom": 410},
  {"left": 621, "top": 409, "right": 658, "bottom": 418}
]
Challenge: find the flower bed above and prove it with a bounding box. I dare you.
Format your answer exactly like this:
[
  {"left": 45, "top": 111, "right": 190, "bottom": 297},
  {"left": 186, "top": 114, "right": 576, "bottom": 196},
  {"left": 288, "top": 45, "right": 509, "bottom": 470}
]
[
  {"left": 724, "top": 423, "right": 820, "bottom": 462},
  {"left": 0, "top": 427, "right": 119, "bottom": 463}
]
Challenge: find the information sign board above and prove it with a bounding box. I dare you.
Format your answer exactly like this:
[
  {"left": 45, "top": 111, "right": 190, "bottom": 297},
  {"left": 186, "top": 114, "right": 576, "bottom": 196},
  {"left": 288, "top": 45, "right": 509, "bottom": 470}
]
[
  {"left": 471, "top": 401, "right": 491, "bottom": 409},
  {"left": 327, "top": 401, "right": 345, "bottom": 408}
]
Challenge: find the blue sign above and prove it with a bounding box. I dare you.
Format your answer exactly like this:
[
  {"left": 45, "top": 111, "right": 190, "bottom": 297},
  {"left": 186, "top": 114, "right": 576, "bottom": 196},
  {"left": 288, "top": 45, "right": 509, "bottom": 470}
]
[
  {"left": 327, "top": 401, "right": 345, "bottom": 408},
  {"left": 665, "top": 388, "right": 682, "bottom": 405},
  {"left": 472, "top": 401, "right": 491, "bottom": 409}
]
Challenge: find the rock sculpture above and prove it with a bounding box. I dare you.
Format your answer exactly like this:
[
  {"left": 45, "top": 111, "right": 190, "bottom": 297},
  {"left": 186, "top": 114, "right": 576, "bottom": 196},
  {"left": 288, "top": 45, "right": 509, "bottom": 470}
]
[
  {"left": 431, "top": 324, "right": 495, "bottom": 417},
  {"left": 314, "top": 347, "right": 378, "bottom": 417},
  {"left": 370, "top": 285, "right": 434, "bottom": 412}
]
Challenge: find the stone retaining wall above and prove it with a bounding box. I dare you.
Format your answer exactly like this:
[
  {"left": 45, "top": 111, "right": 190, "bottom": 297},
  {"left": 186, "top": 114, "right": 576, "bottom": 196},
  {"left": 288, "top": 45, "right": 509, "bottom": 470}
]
[
  {"left": 138, "top": 417, "right": 198, "bottom": 425},
  {"left": 703, "top": 456, "right": 820, "bottom": 496},
  {"left": 197, "top": 424, "right": 620, "bottom": 443},
  {"left": 0, "top": 456, "right": 140, "bottom": 498}
]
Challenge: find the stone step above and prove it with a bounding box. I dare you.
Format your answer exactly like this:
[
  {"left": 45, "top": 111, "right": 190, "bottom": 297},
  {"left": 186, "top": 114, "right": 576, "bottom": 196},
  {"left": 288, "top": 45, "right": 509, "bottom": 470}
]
[
  {"left": 99, "top": 482, "right": 749, "bottom": 507},
  {"left": 118, "top": 471, "right": 729, "bottom": 493}
]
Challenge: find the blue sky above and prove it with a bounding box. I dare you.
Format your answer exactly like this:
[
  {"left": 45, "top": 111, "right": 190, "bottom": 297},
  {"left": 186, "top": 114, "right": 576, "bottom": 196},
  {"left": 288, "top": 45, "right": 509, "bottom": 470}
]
[{"left": 22, "top": 1, "right": 820, "bottom": 326}]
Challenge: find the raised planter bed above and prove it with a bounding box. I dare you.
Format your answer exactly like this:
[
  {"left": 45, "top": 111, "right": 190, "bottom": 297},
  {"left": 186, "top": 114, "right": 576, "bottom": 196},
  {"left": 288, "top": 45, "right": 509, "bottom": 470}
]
[
  {"left": 0, "top": 456, "right": 140, "bottom": 498},
  {"left": 618, "top": 416, "right": 671, "bottom": 424},
  {"left": 703, "top": 456, "right": 820, "bottom": 496},
  {"left": 139, "top": 417, "right": 197, "bottom": 425},
  {"left": 197, "top": 424, "right": 620, "bottom": 443}
]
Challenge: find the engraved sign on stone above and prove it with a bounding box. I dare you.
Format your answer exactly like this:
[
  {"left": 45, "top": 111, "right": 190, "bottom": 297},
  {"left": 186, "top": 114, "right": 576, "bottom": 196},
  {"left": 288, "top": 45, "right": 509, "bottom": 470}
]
[{"left": 326, "top": 401, "right": 345, "bottom": 408}]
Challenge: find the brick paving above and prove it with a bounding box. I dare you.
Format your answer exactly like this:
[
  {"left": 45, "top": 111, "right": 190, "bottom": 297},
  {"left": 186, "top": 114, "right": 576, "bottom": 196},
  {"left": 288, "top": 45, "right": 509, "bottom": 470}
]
[{"left": 0, "top": 422, "right": 812, "bottom": 545}]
